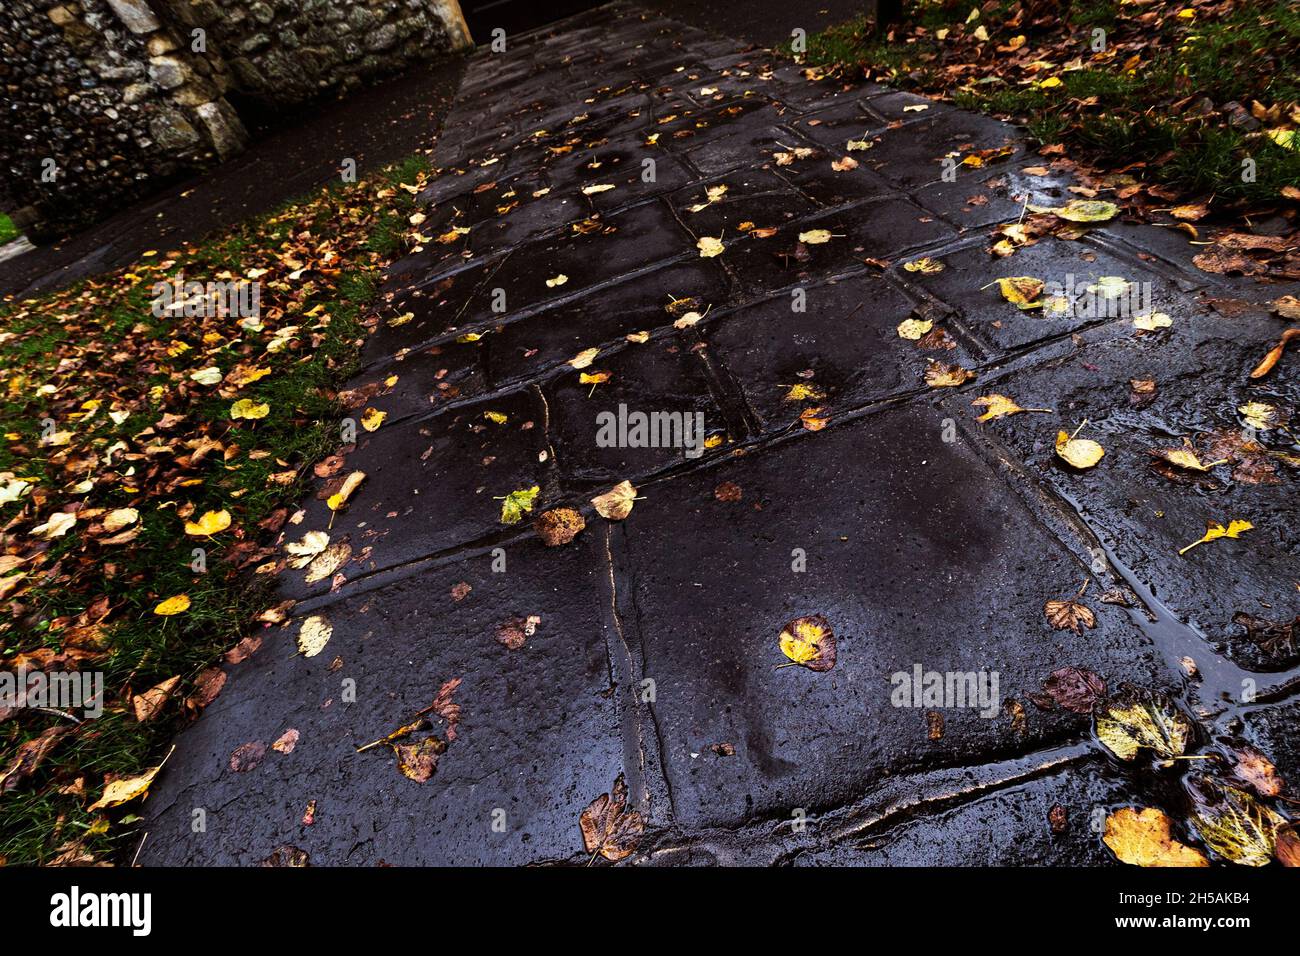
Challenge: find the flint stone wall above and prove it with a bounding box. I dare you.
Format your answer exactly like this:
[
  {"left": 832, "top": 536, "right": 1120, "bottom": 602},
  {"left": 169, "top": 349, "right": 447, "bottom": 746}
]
[{"left": 0, "top": 0, "right": 471, "bottom": 239}]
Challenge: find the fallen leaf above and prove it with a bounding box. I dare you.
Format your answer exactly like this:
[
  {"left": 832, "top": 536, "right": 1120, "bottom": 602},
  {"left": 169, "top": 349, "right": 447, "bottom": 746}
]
[
  {"left": 183, "top": 509, "right": 231, "bottom": 536},
  {"left": 1096, "top": 687, "right": 1192, "bottom": 762},
  {"left": 272, "top": 729, "right": 300, "bottom": 754},
  {"left": 1178, "top": 519, "right": 1253, "bottom": 556},
  {"left": 153, "top": 594, "right": 191, "bottom": 616},
  {"left": 924, "top": 360, "right": 974, "bottom": 387},
  {"left": 497, "top": 614, "right": 541, "bottom": 650},
  {"left": 297, "top": 615, "right": 333, "bottom": 657},
  {"left": 580, "top": 773, "right": 644, "bottom": 862},
  {"left": 132, "top": 676, "right": 180, "bottom": 722},
  {"left": 360, "top": 407, "right": 386, "bottom": 432},
  {"left": 904, "top": 257, "right": 944, "bottom": 274},
  {"left": 993, "top": 276, "right": 1045, "bottom": 309},
  {"left": 1103, "top": 807, "right": 1209, "bottom": 867},
  {"left": 534, "top": 507, "right": 585, "bottom": 546},
  {"left": 1044, "top": 597, "right": 1096, "bottom": 633},
  {"left": 697, "top": 236, "right": 725, "bottom": 258},
  {"left": 777, "top": 614, "right": 837, "bottom": 672},
  {"left": 1055, "top": 423, "right": 1105, "bottom": 468},
  {"left": 591, "top": 481, "right": 637, "bottom": 520},
  {"left": 1034, "top": 665, "right": 1106, "bottom": 713},
  {"left": 1030, "top": 199, "right": 1119, "bottom": 222},
  {"left": 798, "top": 229, "right": 834, "bottom": 244},
  {"left": 1186, "top": 774, "right": 1285, "bottom": 867},
  {"left": 326, "top": 471, "right": 366, "bottom": 511},
  {"left": 499, "top": 486, "right": 540, "bottom": 524},
  {"left": 896, "top": 317, "right": 934, "bottom": 340},
  {"left": 230, "top": 398, "right": 270, "bottom": 420},
  {"left": 972, "top": 394, "right": 1053, "bottom": 421},
  {"left": 87, "top": 763, "right": 164, "bottom": 811}
]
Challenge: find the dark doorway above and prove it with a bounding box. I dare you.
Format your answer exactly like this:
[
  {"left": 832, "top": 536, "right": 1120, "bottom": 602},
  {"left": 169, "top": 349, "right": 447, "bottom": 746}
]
[{"left": 459, "top": 0, "right": 610, "bottom": 44}]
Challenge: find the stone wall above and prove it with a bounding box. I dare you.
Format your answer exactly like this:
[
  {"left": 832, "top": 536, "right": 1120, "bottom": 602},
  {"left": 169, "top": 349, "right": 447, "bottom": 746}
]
[
  {"left": 166, "top": 0, "right": 473, "bottom": 103},
  {"left": 0, "top": 0, "right": 471, "bottom": 240}
]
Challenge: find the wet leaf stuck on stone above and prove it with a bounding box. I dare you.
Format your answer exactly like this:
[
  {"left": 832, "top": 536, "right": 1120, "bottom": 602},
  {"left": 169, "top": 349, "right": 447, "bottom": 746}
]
[
  {"left": 1185, "top": 774, "right": 1286, "bottom": 867},
  {"left": 1055, "top": 423, "right": 1105, "bottom": 469},
  {"left": 1177, "top": 518, "right": 1253, "bottom": 556},
  {"left": 1095, "top": 687, "right": 1192, "bottom": 762},
  {"left": 591, "top": 480, "right": 637, "bottom": 520},
  {"left": 499, "top": 485, "right": 540, "bottom": 524},
  {"left": 777, "top": 614, "right": 837, "bottom": 672},
  {"left": 1103, "top": 807, "right": 1208, "bottom": 867},
  {"left": 533, "top": 507, "right": 585, "bottom": 546},
  {"left": 580, "top": 773, "right": 645, "bottom": 863}
]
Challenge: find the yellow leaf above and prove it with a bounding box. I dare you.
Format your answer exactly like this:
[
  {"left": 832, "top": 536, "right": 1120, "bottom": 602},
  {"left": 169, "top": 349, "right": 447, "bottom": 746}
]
[
  {"left": 1178, "top": 519, "right": 1254, "bottom": 556},
  {"left": 697, "top": 236, "right": 725, "bottom": 258},
  {"left": 568, "top": 348, "right": 600, "bottom": 369},
  {"left": 1055, "top": 424, "right": 1105, "bottom": 468},
  {"left": 1029, "top": 199, "right": 1119, "bottom": 222},
  {"left": 87, "top": 764, "right": 164, "bottom": 812},
  {"left": 1038, "top": 76, "right": 1063, "bottom": 89},
  {"left": 1151, "top": 442, "right": 1225, "bottom": 472},
  {"left": 971, "top": 394, "right": 1053, "bottom": 422},
  {"left": 230, "top": 398, "right": 270, "bottom": 420},
  {"left": 896, "top": 318, "right": 933, "bottom": 340},
  {"left": 784, "top": 383, "right": 826, "bottom": 401},
  {"left": 484, "top": 410, "right": 509, "bottom": 424},
  {"left": 1133, "top": 311, "right": 1172, "bottom": 331},
  {"left": 904, "top": 257, "right": 944, "bottom": 274},
  {"left": 778, "top": 614, "right": 836, "bottom": 672},
  {"left": 1103, "top": 808, "right": 1208, "bottom": 867},
  {"left": 361, "top": 408, "right": 386, "bottom": 432},
  {"left": 153, "top": 594, "right": 191, "bottom": 616},
  {"left": 327, "top": 470, "right": 366, "bottom": 511},
  {"left": 798, "top": 229, "right": 834, "bottom": 244},
  {"left": 297, "top": 614, "right": 333, "bottom": 657},
  {"left": 1096, "top": 688, "right": 1192, "bottom": 762},
  {"left": 499, "top": 485, "right": 540, "bottom": 524},
  {"left": 546, "top": 273, "right": 569, "bottom": 288},
  {"left": 591, "top": 480, "right": 638, "bottom": 521},
  {"left": 582, "top": 183, "right": 616, "bottom": 195},
  {"left": 994, "top": 276, "right": 1045, "bottom": 309},
  {"left": 924, "top": 360, "right": 974, "bottom": 387},
  {"left": 184, "top": 509, "right": 231, "bottom": 536},
  {"left": 1238, "top": 402, "right": 1277, "bottom": 430}
]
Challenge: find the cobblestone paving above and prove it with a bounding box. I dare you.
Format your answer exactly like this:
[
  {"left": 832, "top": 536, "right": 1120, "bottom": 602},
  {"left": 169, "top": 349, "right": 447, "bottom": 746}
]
[{"left": 141, "top": 2, "right": 1300, "bottom": 866}]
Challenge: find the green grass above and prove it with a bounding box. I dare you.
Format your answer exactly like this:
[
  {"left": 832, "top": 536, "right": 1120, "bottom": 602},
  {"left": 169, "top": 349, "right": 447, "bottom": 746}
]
[
  {"left": 0, "top": 154, "right": 429, "bottom": 865},
  {"left": 0, "top": 214, "right": 17, "bottom": 246},
  {"left": 803, "top": 0, "right": 1300, "bottom": 203}
]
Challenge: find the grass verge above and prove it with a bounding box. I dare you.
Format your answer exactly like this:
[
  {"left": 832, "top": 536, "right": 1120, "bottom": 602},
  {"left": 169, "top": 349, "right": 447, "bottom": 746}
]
[
  {"left": 0, "top": 153, "right": 431, "bottom": 864},
  {"left": 801, "top": 0, "right": 1300, "bottom": 206}
]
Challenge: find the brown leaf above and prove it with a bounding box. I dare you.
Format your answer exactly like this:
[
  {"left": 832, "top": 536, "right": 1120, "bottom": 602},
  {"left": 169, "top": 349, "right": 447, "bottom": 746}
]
[
  {"left": 533, "top": 507, "right": 585, "bottom": 546},
  {"left": 714, "top": 481, "right": 742, "bottom": 502},
  {"left": 1034, "top": 665, "right": 1107, "bottom": 714},
  {"left": 260, "top": 845, "right": 310, "bottom": 867},
  {"left": 132, "top": 675, "right": 181, "bottom": 722},
  {"left": 229, "top": 741, "right": 268, "bottom": 772},
  {"left": 1249, "top": 328, "right": 1300, "bottom": 379},
  {"left": 1228, "top": 743, "right": 1282, "bottom": 797},
  {"left": 394, "top": 737, "right": 447, "bottom": 783},
  {"left": 1044, "top": 598, "right": 1096, "bottom": 633},
  {"left": 580, "top": 773, "right": 645, "bottom": 862},
  {"left": 0, "top": 726, "right": 67, "bottom": 793},
  {"left": 497, "top": 614, "right": 541, "bottom": 650}
]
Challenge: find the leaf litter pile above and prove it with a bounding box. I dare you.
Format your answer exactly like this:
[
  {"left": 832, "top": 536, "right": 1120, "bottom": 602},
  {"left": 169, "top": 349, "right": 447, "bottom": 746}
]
[{"left": 0, "top": 156, "right": 433, "bottom": 864}]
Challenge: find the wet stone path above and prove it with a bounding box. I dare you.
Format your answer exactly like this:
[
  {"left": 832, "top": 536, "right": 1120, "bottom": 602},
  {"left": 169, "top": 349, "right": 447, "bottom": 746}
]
[{"left": 142, "top": 2, "right": 1299, "bottom": 866}]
